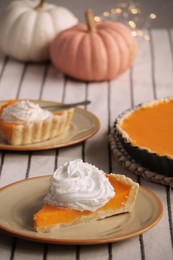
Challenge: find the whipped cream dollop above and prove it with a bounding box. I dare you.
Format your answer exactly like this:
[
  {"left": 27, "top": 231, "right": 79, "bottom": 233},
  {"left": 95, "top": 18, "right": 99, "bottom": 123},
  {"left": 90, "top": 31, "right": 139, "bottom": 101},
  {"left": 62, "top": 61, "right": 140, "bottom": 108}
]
[
  {"left": 44, "top": 159, "right": 115, "bottom": 212},
  {"left": 1, "top": 100, "right": 51, "bottom": 123}
]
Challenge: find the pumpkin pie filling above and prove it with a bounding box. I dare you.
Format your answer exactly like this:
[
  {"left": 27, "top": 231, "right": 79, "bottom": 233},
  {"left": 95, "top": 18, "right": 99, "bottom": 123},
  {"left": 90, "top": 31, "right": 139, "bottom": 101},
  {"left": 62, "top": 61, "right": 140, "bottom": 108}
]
[
  {"left": 118, "top": 99, "right": 173, "bottom": 157},
  {"left": 33, "top": 160, "right": 139, "bottom": 232}
]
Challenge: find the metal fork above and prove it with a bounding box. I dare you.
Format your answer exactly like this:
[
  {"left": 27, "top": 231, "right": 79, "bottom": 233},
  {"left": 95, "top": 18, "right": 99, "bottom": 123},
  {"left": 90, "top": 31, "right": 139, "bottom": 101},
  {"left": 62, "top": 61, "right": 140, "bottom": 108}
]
[{"left": 41, "top": 100, "right": 91, "bottom": 110}]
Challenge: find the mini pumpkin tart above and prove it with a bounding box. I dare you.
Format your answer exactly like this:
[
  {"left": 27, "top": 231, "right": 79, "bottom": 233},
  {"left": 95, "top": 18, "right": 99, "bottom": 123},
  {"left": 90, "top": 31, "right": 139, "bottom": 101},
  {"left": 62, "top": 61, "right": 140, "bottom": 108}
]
[
  {"left": 114, "top": 97, "right": 173, "bottom": 177},
  {"left": 0, "top": 100, "right": 74, "bottom": 145},
  {"left": 33, "top": 159, "right": 139, "bottom": 232}
]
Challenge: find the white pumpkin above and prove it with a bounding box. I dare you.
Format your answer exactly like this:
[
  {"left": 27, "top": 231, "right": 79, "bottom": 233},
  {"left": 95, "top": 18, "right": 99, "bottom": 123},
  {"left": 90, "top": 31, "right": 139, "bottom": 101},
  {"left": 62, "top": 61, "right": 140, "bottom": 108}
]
[{"left": 0, "top": 0, "right": 78, "bottom": 62}]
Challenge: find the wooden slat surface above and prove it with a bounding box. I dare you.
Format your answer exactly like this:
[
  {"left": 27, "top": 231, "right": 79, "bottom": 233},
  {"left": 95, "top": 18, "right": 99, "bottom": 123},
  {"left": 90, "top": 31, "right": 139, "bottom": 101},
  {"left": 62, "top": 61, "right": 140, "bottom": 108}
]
[{"left": 0, "top": 23, "right": 172, "bottom": 260}]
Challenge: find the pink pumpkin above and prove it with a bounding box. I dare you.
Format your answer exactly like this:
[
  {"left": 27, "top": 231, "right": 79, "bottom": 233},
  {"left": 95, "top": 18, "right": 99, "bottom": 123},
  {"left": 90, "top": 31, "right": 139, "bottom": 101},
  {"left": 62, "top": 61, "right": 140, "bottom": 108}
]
[{"left": 50, "top": 10, "right": 137, "bottom": 82}]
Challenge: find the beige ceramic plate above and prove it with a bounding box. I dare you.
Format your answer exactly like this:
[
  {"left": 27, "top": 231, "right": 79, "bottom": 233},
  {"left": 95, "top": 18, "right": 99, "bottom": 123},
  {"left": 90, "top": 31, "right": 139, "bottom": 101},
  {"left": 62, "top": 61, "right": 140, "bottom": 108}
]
[
  {"left": 0, "top": 100, "right": 100, "bottom": 151},
  {"left": 0, "top": 176, "right": 163, "bottom": 245}
]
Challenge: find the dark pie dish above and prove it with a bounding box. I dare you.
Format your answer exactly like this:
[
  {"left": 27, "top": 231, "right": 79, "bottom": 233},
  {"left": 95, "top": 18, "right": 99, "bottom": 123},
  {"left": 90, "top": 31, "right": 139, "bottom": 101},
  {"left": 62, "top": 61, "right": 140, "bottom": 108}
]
[{"left": 114, "top": 97, "right": 173, "bottom": 177}]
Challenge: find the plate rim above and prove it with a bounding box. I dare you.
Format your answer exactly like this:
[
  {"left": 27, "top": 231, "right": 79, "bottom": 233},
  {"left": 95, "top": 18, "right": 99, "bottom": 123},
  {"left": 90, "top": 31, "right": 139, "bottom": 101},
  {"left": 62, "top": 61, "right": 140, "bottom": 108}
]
[
  {"left": 0, "top": 99, "right": 100, "bottom": 151},
  {"left": 0, "top": 176, "right": 163, "bottom": 245}
]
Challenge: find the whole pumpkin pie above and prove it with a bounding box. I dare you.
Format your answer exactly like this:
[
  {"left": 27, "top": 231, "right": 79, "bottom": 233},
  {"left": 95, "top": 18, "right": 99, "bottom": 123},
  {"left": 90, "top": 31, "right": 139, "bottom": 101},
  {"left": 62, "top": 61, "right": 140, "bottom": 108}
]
[
  {"left": 115, "top": 98, "right": 173, "bottom": 177},
  {"left": 0, "top": 100, "right": 74, "bottom": 145},
  {"left": 33, "top": 159, "right": 139, "bottom": 232}
]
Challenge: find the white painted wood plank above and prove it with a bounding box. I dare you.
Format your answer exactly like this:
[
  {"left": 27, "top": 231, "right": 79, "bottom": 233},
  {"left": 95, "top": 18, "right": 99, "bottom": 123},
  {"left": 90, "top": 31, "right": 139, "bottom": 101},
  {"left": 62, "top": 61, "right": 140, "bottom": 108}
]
[
  {"left": 0, "top": 52, "right": 5, "bottom": 75},
  {"left": 112, "top": 238, "right": 141, "bottom": 260},
  {"left": 110, "top": 70, "right": 132, "bottom": 118},
  {"left": 0, "top": 58, "right": 24, "bottom": 99},
  {"left": 85, "top": 81, "right": 110, "bottom": 172},
  {"left": 0, "top": 233, "right": 14, "bottom": 260},
  {"left": 138, "top": 180, "right": 172, "bottom": 260},
  {"left": 13, "top": 240, "right": 44, "bottom": 260},
  {"left": 64, "top": 78, "right": 86, "bottom": 103},
  {"left": 41, "top": 65, "right": 65, "bottom": 102},
  {"left": 170, "top": 186, "right": 173, "bottom": 241},
  {"left": 58, "top": 78, "right": 86, "bottom": 166},
  {"left": 151, "top": 29, "right": 173, "bottom": 98},
  {"left": 0, "top": 154, "right": 28, "bottom": 188},
  {"left": 80, "top": 244, "right": 108, "bottom": 260},
  {"left": 170, "top": 29, "right": 173, "bottom": 49},
  {"left": 18, "top": 64, "right": 46, "bottom": 100},
  {"left": 28, "top": 150, "right": 56, "bottom": 178},
  {"left": 46, "top": 244, "right": 76, "bottom": 260},
  {"left": 133, "top": 35, "right": 154, "bottom": 104}
]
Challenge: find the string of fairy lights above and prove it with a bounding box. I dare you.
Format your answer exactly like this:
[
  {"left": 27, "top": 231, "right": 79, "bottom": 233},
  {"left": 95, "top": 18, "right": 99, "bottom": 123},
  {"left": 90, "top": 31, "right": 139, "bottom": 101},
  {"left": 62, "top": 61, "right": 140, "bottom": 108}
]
[{"left": 94, "top": 1, "right": 157, "bottom": 40}]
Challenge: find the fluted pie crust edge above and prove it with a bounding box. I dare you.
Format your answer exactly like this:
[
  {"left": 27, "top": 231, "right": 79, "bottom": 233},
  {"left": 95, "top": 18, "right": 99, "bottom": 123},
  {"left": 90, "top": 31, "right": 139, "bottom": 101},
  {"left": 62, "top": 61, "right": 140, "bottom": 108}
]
[{"left": 0, "top": 109, "right": 74, "bottom": 145}]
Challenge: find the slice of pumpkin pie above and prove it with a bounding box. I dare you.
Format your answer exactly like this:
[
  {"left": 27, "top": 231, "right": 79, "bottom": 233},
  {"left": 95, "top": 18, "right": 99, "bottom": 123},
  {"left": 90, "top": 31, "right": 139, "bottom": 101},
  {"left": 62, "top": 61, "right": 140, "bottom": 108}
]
[
  {"left": 33, "top": 159, "right": 139, "bottom": 232},
  {"left": 0, "top": 100, "right": 73, "bottom": 145}
]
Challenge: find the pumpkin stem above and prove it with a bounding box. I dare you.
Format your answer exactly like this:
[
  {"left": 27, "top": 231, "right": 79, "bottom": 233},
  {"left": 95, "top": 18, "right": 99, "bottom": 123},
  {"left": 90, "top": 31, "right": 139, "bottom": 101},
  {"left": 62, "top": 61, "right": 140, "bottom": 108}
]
[
  {"left": 85, "top": 9, "right": 96, "bottom": 32},
  {"left": 35, "top": 0, "right": 45, "bottom": 11}
]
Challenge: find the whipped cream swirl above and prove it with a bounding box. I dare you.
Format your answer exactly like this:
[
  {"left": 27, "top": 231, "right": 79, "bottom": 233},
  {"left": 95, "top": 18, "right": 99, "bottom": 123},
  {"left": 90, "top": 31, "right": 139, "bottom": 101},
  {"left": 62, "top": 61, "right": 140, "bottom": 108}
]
[
  {"left": 1, "top": 100, "right": 51, "bottom": 123},
  {"left": 44, "top": 159, "right": 115, "bottom": 212}
]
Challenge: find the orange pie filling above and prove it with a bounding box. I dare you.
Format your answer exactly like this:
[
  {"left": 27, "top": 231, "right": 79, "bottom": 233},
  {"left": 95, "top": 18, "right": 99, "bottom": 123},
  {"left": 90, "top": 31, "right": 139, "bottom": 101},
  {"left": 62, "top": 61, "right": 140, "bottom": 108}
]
[
  {"left": 118, "top": 99, "right": 173, "bottom": 157},
  {"left": 34, "top": 175, "right": 135, "bottom": 232},
  {"left": 0, "top": 121, "right": 16, "bottom": 141},
  {"left": 0, "top": 100, "right": 17, "bottom": 140}
]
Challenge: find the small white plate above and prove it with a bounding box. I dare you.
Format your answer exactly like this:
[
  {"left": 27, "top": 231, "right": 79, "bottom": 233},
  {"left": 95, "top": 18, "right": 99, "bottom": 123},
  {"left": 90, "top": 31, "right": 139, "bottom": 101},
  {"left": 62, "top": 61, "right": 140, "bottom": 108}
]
[
  {"left": 0, "top": 176, "right": 163, "bottom": 245},
  {"left": 0, "top": 100, "right": 100, "bottom": 151}
]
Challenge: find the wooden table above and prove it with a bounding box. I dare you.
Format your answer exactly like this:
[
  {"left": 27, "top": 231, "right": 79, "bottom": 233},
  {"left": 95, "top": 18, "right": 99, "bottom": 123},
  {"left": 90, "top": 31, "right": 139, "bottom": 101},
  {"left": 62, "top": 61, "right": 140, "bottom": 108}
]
[{"left": 0, "top": 28, "right": 173, "bottom": 260}]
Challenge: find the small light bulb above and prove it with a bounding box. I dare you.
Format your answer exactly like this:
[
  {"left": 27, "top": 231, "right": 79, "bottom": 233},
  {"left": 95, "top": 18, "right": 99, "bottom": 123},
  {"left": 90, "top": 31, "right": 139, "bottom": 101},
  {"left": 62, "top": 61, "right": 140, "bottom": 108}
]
[
  {"left": 131, "top": 31, "right": 138, "bottom": 37},
  {"left": 129, "top": 20, "right": 136, "bottom": 28},
  {"left": 144, "top": 35, "right": 150, "bottom": 41},
  {"left": 103, "top": 11, "right": 110, "bottom": 17},
  {"left": 149, "top": 13, "right": 157, "bottom": 19},
  {"left": 115, "top": 8, "right": 122, "bottom": 14},
  {"left": 94, "top": 16, "right": 101, "bottom": 22},
  {"left": 130, "top": 7, "right": 139, "bottom": 14}
]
